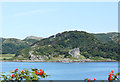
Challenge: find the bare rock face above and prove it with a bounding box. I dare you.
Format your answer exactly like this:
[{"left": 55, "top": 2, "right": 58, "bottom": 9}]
[
  {"left": 28, "top": 51, "right": 45, "bottom": 60},
  {"left": 29, "top": 54, "right": 38, "bottom": 60},
  {"left": 69, "top": 48, "right": 80, "bottom": 58},
  {"left": 28, "top": 51, "right": 38, "bottom": 60},
  {"left": 44, "top": 55, "right": 49, "bottom": 59},
  {"left": 37, "top": 55, "right": 44, "bottom": 60}
]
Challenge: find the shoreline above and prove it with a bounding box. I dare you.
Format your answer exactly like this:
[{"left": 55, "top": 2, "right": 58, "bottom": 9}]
[{"left": 0, "top": 60, "right": 117, "bottom": 62}]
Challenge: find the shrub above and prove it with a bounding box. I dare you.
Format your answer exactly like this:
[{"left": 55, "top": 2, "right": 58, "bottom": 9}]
[
  {"left": 85, "top": 70, "right": 120, "bottom": 82},
  {"left": 0, "top": 68, "right": 50, "bottom": 81}
]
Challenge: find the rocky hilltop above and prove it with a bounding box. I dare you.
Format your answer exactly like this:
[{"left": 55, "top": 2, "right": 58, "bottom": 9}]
[{"left": 24, "top": 36, "right": 43, "bottom": 40}]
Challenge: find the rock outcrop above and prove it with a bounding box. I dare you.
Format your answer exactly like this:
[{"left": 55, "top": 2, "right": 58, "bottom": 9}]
[
  {"left": 69, "top": 48, "right": 80, "bottom": 58},
  {"left": 28, "top": 51, "right": 37, "bottom": 60},
  {"left": 29, "top": 54, "right": 38, "bottom": 60}
]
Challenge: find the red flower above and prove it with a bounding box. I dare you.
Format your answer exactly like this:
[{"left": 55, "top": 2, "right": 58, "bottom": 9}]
[
  {"left": 40, "top": 69, "right": 44, "bottom": 74},
  {"left": 87, "top": 78, "right": 90, "bottom": 82},
  {"left": 111, "top": 70, "right": 114, "bottom": 73},
  {"left": 38, "top": 72, "right": 43, "bottom": 75},
  {"left": 108, "top": 71, "right": 114, "bottom": 81},
  {"left": 36, "top": 71, "right": 39, "bottom": 75},
  {"left": 40, "top": 69, "right": 42, "bottom": 72},
  {"left": 12, "top": 74, "right": 14, "bottom": 78},
  {"left": 22, "top": 70, "right": 24, "bottom": 73},
  {"left": 109, "top": 74, "right": 112, "bottom": 77},
  {"left": 112, "top": 74, "right": 114, "bottom": 77},
  {"left": 110, "top": 79, "right": 112, "bottom": 81},
  {"left": 108, "top": 77, "right": 112, "bottom": 81},
  {"left": 36, "top": 69, "right": 45, "bottom": 76},
  {"left": 94, "top": 78, "right": 96, "bottom": 80},
  {"left": 14, "top": 68, "right": 18, "bottom": 72}
]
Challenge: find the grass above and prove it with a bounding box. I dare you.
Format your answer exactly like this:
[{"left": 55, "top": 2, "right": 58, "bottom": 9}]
[
  {"left": 0, "top": 54, "right": 114, "bottom": 61},
  {"left": 45, "top": 55, "right": 63, "bottom": 61},
  {"left": 69, "top": 55, "right": 86, "bottom": 60},
  {"left": 89, "top": 57, "right": 109, "bottom": 60},
  {"left": 0, "top": 54, "right": 15, "bottom": 60},
  {"left": 45, "top": 55, "right": 86, "bottom": 61}
]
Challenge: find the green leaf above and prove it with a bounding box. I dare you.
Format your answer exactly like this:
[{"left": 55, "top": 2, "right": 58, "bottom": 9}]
[
  {"left": 9, "top": 70, "right": 14, "bottom": 73},
  {"left": 84, "top": 78, "right": 88, "bottom": 80},
  {"left": 43, "top": 73, "right": 46, "bottom": 76},
  {"left": 46, "top": 75, "right": 51, "bottom": 77},
  {"left": 31, "top": 71, "right": 36, "bottom": 75},
  {"left": 31, "top": 68, "right": 38, "bottom": 71},
  {"left": 20, "top": 74, "right": 25, "bottom": 77},
  {"left": 33, "top": 74, "right": 37, "bottom": 78}
]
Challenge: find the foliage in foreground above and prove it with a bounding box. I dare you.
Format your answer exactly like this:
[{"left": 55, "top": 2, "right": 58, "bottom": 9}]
[
  {"left": 0, "top": 69, "right": 120, "bottom": 82},
  {"left": 0, "top": 68, "right": 50, "bottom": 81},
  {"left": 85, "top": 70, "right": 120, "bottom": 82}
]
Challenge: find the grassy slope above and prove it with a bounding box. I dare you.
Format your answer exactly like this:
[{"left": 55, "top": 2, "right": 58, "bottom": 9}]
[{"left": 0, "top": 54, "right": 15, "bottom": 60}]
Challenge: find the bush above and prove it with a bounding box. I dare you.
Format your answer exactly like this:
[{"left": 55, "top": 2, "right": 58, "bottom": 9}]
[
  {"left": 0, "top": 68, "right": 50, "bottom": 81},
  {"left": 85, "top": 70, "right": 120, "bottom": 82}
]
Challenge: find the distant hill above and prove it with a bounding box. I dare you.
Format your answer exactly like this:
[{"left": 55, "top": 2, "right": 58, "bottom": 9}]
[
  {"left": 1, "top": 36, "right": 43, "bottom": 54},
  {"left": 93, "top": 32, "right": 118, "bottom": 43},
  {"left": 15, "top": 31, "right": 119, "bottom": 60},
  {"left": 24, "top": 36, "right": 43, "bottom": 40},
  {"left": 23, "top": 36, "right": 43, "bottom": 45}
]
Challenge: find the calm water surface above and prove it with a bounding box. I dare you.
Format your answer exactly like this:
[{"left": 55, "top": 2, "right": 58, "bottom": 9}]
[{"left": 0, "top": 62, "right": 118, "bottom": 80}]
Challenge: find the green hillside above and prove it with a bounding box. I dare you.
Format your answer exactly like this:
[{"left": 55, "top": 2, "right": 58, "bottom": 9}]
[
  {"left": 1, "top": 36, "right": 43, "bottom": 54},
  {"left": 15, "top": 31, "right": 119, "bottom": 60},
  {"left": 93, "top": 32, "right": 118, "bottom": 43}
]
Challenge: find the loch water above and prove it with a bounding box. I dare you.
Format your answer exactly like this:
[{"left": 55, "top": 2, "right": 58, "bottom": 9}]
[{"left": 0, "top": 62, "right": 118, "bottom": 80}]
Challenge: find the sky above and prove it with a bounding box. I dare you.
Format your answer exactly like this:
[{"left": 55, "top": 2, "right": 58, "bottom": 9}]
[{"left": 1, "top": 2, "right": 118, "bottom": 39}]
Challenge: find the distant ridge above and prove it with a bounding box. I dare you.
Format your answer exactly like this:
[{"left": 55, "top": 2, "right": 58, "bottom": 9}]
[
  {"left": 1, "top": 31, "right": 119, "bottom": 61},
  {"left": 93, "top": 32, "right": 119, "bottom": 43},
  {"left": 24, "top": 36, "right": 43, "bottom": 40},
  {"left": 1, "top": 36, "right": 43, "bottom": 54}
]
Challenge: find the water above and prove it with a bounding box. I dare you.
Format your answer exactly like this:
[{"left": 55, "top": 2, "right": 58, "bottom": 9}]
[{"left": 0, "top": 62, "right": 118, "bottom": 80}]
